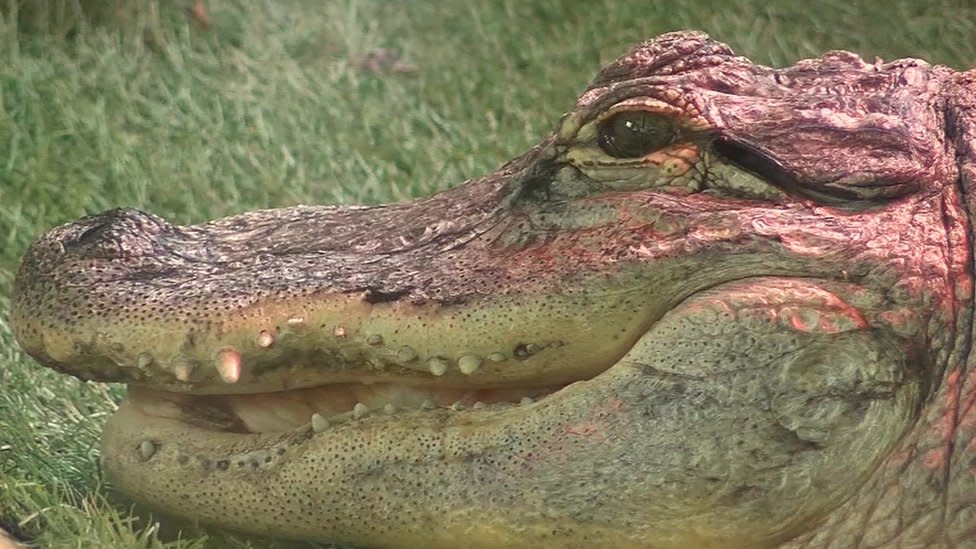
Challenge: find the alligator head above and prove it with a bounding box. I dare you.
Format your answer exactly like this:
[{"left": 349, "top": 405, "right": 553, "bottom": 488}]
[{"left": 11, "top": 31, "right": 976, "bottom": 548}]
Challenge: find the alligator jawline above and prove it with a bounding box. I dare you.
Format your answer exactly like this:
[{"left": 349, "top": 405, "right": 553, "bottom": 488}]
[{"left": 125, "top": 380, "right": 571, "bottom": 435}]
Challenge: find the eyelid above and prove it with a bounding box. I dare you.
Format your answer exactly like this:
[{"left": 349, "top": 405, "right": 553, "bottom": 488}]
[
  {"left": 712, "top": 138, "right": 795, "bottom": 191},
  {"left": 593, "top": 101, "right": 685, "bottom": 124},
  {"left": 713, "top": 136, "right": 875, "bottom": 208}
]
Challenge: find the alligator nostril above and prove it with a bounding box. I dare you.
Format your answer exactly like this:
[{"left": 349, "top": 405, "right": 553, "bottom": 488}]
[
  {"left": 61, "top": 208, "right": 170, "bottom": 260},
  {"left": 70, "top": 222, "right": 113, "bottom": 250}
]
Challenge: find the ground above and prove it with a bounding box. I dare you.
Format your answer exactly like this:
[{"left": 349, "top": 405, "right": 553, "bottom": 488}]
[{"left": 0, "top": 1, "right": 974, "bottom": 548}]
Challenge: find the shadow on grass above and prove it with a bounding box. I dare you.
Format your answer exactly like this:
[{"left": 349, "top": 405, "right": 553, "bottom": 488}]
[{"left": 0, "top": 519, "right": 28, "bottom": 549}]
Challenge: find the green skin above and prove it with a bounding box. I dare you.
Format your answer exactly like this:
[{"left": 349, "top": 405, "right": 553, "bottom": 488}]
[{"left": 11, "top": 31, "right": 976, "bottom": 548}]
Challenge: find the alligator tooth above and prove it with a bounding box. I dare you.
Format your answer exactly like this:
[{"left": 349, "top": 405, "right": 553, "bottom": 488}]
[
  {"left": 397, "top": 346, "right": 418, "bottom": 363},
  {"left": 353, "top": 402, "right": 370, "bottom": 419},
  {"left": 420, "top": 399, "right": 436, "bottom": 410},
  {"left": 457, "top": 355, "right": 482, "bottom": 375},
  {"left": 487, "top": 352, "right": 506, "bottom": 362},
  {"left": 136, "top": 352, "right": 154, "bottom": 368},
  {"left": 383, "top": 403, "right": 397, "bottom": 415},
  {"left": 366, "top": 334, "right": 384, "bottom": 346},
  {"left": 215, "top": 348, "right": 242, "bottom": 384},
  {"left": 173, "top": 362, "right": 194, "bottom": 382},
  {"left": 311, "top": 413, "right": 330, "bottom": 433},
  {"left": 472, "top": 401, "right": 486, "bottom": 410},
  {"left": 450, "top": 401, "right": 465, "bottom": 411},
  {"left": 520, "top": 396, "right": 534, "bottom": 405},
  {"left": 333, "top": 325, "right": 347, "bottom": 338},
  {"left": 427, "top": 357, "right": 449, "bottom": 376},
  {"left": 138, "top": 440, "right": 157, "bottom": 461},
  {"left": 257, "top": 330, "right": 275, "bottom": 348},
  {"left": 171, "top": 355, "right": 196, "bottom": 382},
  {"left": 287, "top": 317, "right": 305, "bottom": 326}
]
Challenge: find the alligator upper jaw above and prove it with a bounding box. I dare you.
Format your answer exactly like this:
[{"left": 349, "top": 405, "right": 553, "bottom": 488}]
[
  {"left": 12, "top": 118, "right": 701, "bottom": 410},
  {"left": 9, "top": 172, "right": 518, "bottom": 392},
  {"left": 10, "top": 137, "right": 674, "bottom": 428}
]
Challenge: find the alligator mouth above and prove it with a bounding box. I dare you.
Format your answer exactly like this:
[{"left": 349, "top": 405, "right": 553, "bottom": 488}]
[
  {"left": 10, "top": 191, "right": 662, "bottom": 441},
  {"left": 127, "top": 378, "right": 573, "bottom": 435}
]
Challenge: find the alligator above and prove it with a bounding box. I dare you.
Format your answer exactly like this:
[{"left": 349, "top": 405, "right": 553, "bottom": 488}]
[{"left": 10, "top": 30, "right": 976, "bottom": 548}]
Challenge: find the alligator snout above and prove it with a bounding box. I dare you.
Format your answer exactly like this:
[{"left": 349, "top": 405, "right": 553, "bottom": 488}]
[
  {"left": 10, "top": 208, "right": 178, "bottom": 381},
  {"left": 10, "top": 163, "right": 664, "bottom": 398}
]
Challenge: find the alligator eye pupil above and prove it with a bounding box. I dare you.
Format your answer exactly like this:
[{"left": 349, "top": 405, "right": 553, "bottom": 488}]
[{"left": 597, "top": 111, "right": 674, "bottom": 158}]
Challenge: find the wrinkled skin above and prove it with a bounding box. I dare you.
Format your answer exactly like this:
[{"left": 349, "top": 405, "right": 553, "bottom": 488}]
[{"left": 11, "top": 31, "right": 976, "bottom": 548}]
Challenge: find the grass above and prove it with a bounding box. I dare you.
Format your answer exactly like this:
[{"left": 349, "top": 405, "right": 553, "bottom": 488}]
[{"left": 0, "top": 0, "right": 974, "bottom": 547}]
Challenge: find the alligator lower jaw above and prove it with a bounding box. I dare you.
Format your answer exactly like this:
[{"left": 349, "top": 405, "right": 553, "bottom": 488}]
[
  {"left": 102, "top": 367, "right": 617, "bottom": 547},
  {"left": 125, "top": 379, "right": 572, "bottom": 435}
]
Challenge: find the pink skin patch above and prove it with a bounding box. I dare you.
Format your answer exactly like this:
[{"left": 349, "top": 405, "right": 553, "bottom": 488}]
[
  {"left": 924, "top": 367, "right": 976, "bottom": 473},
  {"left": 644, "top": 145, "right": 701, "bottom": 177},
  {"left": 778, "top": 304, "right": 868, "bottom": 334},
  {"left": 564, "top": 398, "right": 624, "bottom": 441},
  {"left": 940, "top": 368, "right": 962, "bottom": 442},
  {"left": 520, "top": 399, "right": 625, "bottom": 467},
  {"left": 877, "top": 309, "right": 919, "bottom": 334},
  {"left": 564, "top": 423, "right": 606, "bottom": 440},
  {"left": 923, "top": 447, "right": 950, "bottom": 471}
]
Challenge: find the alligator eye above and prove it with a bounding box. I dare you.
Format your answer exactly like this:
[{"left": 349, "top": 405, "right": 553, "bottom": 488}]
[{"left": 597, "top": 111, "right": 674, "bottom": 158}]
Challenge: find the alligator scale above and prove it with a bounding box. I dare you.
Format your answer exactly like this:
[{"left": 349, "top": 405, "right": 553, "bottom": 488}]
[{"left": 11, "top": 31, "right": 976, "bottom": 548}]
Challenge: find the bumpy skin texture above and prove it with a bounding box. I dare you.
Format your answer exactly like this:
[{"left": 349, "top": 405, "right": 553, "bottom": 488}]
[{"left": 10, "top": 31, "right": 976, "bottom": 548}]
